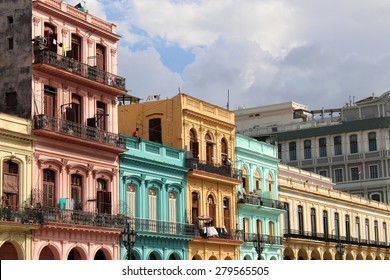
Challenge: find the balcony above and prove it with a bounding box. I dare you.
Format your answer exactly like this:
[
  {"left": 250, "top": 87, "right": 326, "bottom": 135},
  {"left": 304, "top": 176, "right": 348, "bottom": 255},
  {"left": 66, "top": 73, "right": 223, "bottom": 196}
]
[
  {"left": 128, "top": 217, "right": 195, "bottom": 237},
  {"left": 241, "top": 232, "right": 283, "bottom": 245},
  {"left": 33, "top": 114, "right": 126, "bottom": 152},
  {"left": 0, "top": 206, "right": 43, "bottom": 224},
  {"left": 33, "top": 51, "right": 126, "bottom": 94},
  {"left": 186, "top": 158, "right": 242, "bottom": 179},
  {"left": 237, "top": 194, "right": 285, "bottom": 210},
  {"left": 284, "top": 229, "right": 390, "bottom": 249}
]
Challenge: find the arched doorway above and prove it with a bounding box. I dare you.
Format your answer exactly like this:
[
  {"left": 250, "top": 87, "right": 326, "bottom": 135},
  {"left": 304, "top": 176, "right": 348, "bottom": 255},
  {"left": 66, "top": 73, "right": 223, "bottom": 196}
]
[
  {"left": 310, "top": 249, "right": 321, "bottom": 260},
  {"left": 148, "top": 251, "right": 161, "bottom": 260},
  {"left": 94, "top": 249, "right": 106, "bottom": 260},
  {"left": 346, "top": 252, "right": 354, "bottom": 260},
  {"left": 192, "top": 254, "right": 202, "bottom": 260},
  {"left": 297, "top": 248, "right": 308, "bottom": 260},
  {"left": 224, "top": 256, "right": 233, "bottom": 260},
  {"left": 0, "top": 241, "right": 19, "bottom": 260},
  {"left": 67, "top": 248, "right": 82, "bottom": 260},
  {"left": 356, "top": 253, "right": 364, "bottom": 260},
  {"left": 209, "top": 255, "right": 218, "bottom": 260},
  {"left": 243, "top": 254, "right": 252, "bottom": 260},
  {"left": 283, "top": 247, "right": 295, "bottom": 260},
  {"left": 323, "top": 250, "right": 332, "bottom": 260},
  {"left": 168, "top": 252, "right": 180, "bottom": 260},
  {"left": 39, "top": 246, "right": 55, "bottom": 260}
]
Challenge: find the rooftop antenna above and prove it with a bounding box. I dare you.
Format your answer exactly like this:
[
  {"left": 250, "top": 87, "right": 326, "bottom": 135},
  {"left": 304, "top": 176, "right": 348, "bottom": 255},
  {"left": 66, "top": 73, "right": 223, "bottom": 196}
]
[{"left": 227, "top": 89, "right": 230, "bottom": 110}]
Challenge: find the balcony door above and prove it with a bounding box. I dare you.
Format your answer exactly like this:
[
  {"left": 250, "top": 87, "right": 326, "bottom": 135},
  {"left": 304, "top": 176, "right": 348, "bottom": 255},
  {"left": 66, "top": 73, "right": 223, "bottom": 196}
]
[
  {"left": 43, "top": 169, "right": 56, "bottom": 208},
  {"left": 2, "top": 160, "right": 19, "bottom": 209},
  {"left": 205, "top": 134, "right": 214, "bottom": 164}
]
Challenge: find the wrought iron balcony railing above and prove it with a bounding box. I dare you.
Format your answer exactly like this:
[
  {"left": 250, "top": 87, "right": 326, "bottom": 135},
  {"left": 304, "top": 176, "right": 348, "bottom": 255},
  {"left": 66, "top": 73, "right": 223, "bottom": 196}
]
[
  {"left": 0, "top": 206, "right": 43, "bottom": 224},
  {"left": 34, "top": 114, "right": 126, "bottom": 149},
  {"left": 237, "top": 194, "right": 285, "bottom": 210},
  {"left": 186, "top": 158, "right": 242, "bottom": 179},
  {"left": 34, "top": 50, "right": 126, "bottom": 90},
  {"left": 127, "top": 217, "right": 196, "bottom": 237},
  {"left": 284, "top": 229, "right": 390, "bottom": 249},
  {"left": 240, "top": 232, "right": 283, "bottom": 245}
]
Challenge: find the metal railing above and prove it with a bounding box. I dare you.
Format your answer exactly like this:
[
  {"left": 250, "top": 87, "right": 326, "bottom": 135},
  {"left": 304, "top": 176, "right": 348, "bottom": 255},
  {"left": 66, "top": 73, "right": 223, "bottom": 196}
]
[
  {"left": 186, "top": 158, "right": 242, "bottom": 179},
  {"left": 237, "top": 194, "right": 285, "bottom": 210},
  {"left": 34, "top": 114, "right": 126, "bottom": 149},
  {"left": 0, "top": 206, "right": 43, "bottom": 224},
  {"left": 127, "top": 217, "right": 195, "bottom": 237},
  {"left": 284, "top": 229, "right": 390, "bottom": 248},
  {"left": 241, "top": 232, "right": 283, "bottom": 245},
  {"left": 196, "top": 226, "right": 243, "bottom": 240},
  {"left": 34, "top": 50, "right": 126, "bottom": 90}
]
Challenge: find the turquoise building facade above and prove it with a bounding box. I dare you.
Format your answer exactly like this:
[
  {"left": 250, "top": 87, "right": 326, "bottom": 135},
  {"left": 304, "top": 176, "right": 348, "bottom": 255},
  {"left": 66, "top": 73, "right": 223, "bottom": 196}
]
[
  {"left": 119, "top": 137, "right": 194, "bottom": 260},
  {"left": 235, "top": 134, "right": 285, "bottom": 260}
]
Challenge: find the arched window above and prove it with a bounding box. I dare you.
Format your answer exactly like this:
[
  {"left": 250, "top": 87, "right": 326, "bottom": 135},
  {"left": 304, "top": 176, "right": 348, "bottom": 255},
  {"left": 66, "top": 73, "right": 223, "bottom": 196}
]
[
  {"left": 43, "top": 169, "right": 56, "bottom": 208},
  {"left": 221, "top": 138, "right": 228, "bottom": 165},
  {"left": 169, "top": 191, "right": 177, "bottom": 223},
  {"left": 256, "top": 219, "right": 262, "bottom": 234},
  {"left": 189, "top": 129, "right": 199, "bottom": 158},
  {"left": 267, "top": 173, "right": 273, "bottom": 194},
  {"left": 97, "top": 178, "right": 111, "bottom": 214},
  {"left": 2, "top": 160, "right": 19, "bottom": 209},
  {"left": 254, "top": 169, "right": 261, "bottom": 195},
  {"left": 71, "top": 34, "right": 82, "bottom": 61}
]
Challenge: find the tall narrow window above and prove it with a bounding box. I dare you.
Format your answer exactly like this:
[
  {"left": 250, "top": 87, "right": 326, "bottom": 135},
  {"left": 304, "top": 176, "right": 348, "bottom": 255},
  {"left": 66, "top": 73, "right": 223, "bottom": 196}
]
[
  {"left": 7, "top": 38, "right": 13, "bottom": 50},
  {"left": 383, "top": 222, "right": 388, "bottom": 244},
  {"left": 289, "top": 142, "right": 297, "bottom": 161},
  {"left": 44, "top": 23, "right": 57, "bottom": 53},
  {"left": 205, "top": 133, "right": 214, "bottom": 164},
  {"left": 149, "top": 118, "right": 162, "bottom": 144},
  {"left": 96, "top": 44, "right": 106, "bottom": 82},
  {"left": 242, "top": 166, "right": 248, "bottom": 194},
  {"left": 97, "top": 179, "right": 111, "bottom": 214},
  {"left": 71, "top": 34, "right": 82, "bottom": 61},
  {"left": 365, "top": 218, "right": 370, "bottom": 242},
  {"left": 126, "top": 184, "right": 136, "bottom": 217},
  {"left": 345, "top": 215, "right": 351, "bottom": 241},
  {"left": 254, "top": 170, "right": 261, "bottom": 195},
  {"left": 148, "top": 188, "right": 157, "bottom": 231},
  {"left": 169, "top": 192, "right": 177, "bottom": 225},
  {"left": 323, "top": 210, "right": 329, "bottom": 238},
  {"left": 44, "top": 85, "right": 56, "bottom": 117},
  {"left": 267, "top": 173, "right": 274, "bottom": 199},
  {"left": 221, "top": 138, "right": 229, "bottom": 165},
  {"left": 269, "top": 221, "right": 275, "bottom": 243},
  {"left": 43, "top": 169, "right": 56, "bottom": 208},
  {"left": 374, "top": 220, "right": 379, "bottom": 244},
  {"left": 368, "top": 132, "right": 377, "bottom": 151},
  {"left": 350, "top": 134, "right": 358, "bottom": 154},
  {"left": 334, "top": 168, "right": 343, "bottom": 182},
  {"left": 5, "top": 92, "right": 17, "bottom": 109},
  {"left": 256, "top": 219, "right": 262, "bottom": 235},
  {"left": 304, "top": 140, "right": 312, "bottom": 159},
  {"left": 2, "top": 160, "right": 19, "bottom": 209},
  {"left": 277, "top": 143, "right": 282, "bottom": 160},
  {"left": 243, "top": 218, "right": 250, "bottom": 240},
  {"left": 319, "top": 138, "right": 327, "bottom": 157},
  {"left": 334, "top": 212, "right": 340, "bottom": 240},
  {"left": 191, "top": 192, "right": 199, "bottom": 224},
  {"left": 369, "top": 165, "right": 378, "bottom": 179},
  {"left": 71, "top": 174, "right": 82, "bottom": 210},
  {"left": 310, "top": 208, "right": 316, "bottom": 234},
  {"left": 71, "top": 94, "right": 81, "bottom": 124},
  {"left": 96, "top": 101, "right": 106, "bottom": 130},
  {"left": 284, "top": 203, "right": 290, "bottom": 233},
  {"left": 355, "top": 217, "right": 361, "bottom": 242},
  {"left": 298, "top": 205, "right": 304, "bottom": 234},
  {"left": 351, "top": 167, "right": 360, "bottom": 181},
  {"left": 223, "top": 197, "right": 230, "bottom": 230},
  {"left": 189, "top": 129, "right": 199, "bottom": 158},
  {"left": 208, "top": 195, "right": 216, "bottom": 226},
  {"left": 334, "top": 136, "right": 342, "bottom": 155}
]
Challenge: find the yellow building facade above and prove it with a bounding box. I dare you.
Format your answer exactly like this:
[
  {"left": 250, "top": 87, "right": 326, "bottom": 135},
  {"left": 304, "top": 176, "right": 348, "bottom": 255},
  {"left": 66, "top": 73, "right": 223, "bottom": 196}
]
[
  {"left": 118, "top": 93, "right": 242, "bottom": 259},
  {"left": 278, "top": 164, "right": 390, "bottom": 260},
  {"left": 0, "top": 113, "right": 38, "bottom": 260}
]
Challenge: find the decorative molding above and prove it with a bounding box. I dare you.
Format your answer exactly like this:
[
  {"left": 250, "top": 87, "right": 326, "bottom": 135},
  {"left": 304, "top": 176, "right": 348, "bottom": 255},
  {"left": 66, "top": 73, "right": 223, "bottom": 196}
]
[{"left": 33, "top": 17, "right": 40, "bottom": 26}]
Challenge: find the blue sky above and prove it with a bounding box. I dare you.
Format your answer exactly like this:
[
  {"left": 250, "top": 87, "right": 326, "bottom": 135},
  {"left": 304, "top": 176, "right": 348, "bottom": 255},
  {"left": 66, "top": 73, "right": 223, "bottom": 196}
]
[{"left": 67, "top": 0, "right": 390, "bottom": 110}]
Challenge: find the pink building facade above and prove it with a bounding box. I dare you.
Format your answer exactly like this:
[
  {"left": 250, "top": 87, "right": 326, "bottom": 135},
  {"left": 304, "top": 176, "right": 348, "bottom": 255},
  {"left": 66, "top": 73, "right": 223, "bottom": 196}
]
[{"left": 30, "top": 0, "right": 127, "bottom": 260}]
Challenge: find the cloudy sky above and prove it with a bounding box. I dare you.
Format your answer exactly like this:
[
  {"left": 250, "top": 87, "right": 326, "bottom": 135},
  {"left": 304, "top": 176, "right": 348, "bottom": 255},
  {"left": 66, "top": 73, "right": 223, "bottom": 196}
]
[{"left": 67, "top": 0, "right": 390, "bottom": 110}]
